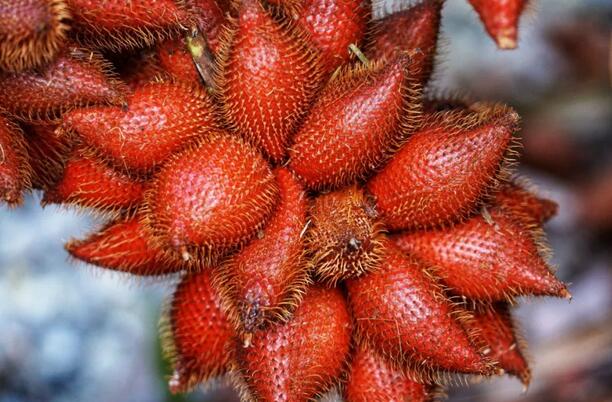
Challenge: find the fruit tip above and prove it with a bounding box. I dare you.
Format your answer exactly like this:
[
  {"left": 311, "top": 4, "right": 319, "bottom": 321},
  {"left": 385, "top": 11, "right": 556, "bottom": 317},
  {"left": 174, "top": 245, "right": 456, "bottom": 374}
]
[
  {"left": 496, "top": 31, "right": 518, "bottom": 50},
  {"left": 242, "top": 332, "right": 253, "bottom": 348},
  {"left": 559, "top": 287, "right": 572, "bottom": 301}
]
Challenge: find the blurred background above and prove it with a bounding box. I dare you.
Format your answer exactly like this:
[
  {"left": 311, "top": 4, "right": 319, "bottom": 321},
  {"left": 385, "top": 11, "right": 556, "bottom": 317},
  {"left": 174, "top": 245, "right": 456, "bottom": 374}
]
[{"left": 0, "top": 0, "right": 610, "bottom": 401}]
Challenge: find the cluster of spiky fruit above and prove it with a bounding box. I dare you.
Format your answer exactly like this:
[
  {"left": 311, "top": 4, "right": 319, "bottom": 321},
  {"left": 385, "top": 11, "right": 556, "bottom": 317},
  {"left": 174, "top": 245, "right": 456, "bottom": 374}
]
[{"left": 0, "top": 0, "right": 566, "bottom": 400}]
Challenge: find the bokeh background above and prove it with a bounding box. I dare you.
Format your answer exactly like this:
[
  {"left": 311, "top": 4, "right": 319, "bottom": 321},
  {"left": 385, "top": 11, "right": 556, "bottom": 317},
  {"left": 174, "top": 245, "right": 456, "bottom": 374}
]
[{"left": 1, "top": 0, "right": 611, "bottom": 401}]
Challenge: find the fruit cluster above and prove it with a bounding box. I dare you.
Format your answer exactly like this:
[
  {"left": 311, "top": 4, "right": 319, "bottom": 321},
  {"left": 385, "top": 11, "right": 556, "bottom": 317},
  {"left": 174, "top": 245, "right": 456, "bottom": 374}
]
[{"left": 0, "top": 0, "right": 567, "bottom": 401}]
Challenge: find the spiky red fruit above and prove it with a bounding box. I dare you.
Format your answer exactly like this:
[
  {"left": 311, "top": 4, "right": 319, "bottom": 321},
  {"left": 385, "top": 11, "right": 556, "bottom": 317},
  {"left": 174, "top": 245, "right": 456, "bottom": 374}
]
[
  {"left": 345, "top": 344, "right": 440, "bottom": 402},
  {"left": 156, "top": 38, "right": 200, "bottom": 84},
  {"left": 217, "top": 0, "right": 323, "bottom": 162},
  {"left": 493, "top": 181, "right": 558, "bottom": 228},
  {"left": 61, "top": 81, "right": 216, "bottom": 173},
  {"left": 163, "top": 270, "right": 234, "bottom": 393},
  {"left": 22, "top": 123, "right": 70, "bottom": 190},
  {"left": 367, "top": 105, "right": 518, "bottom": 230},
  {"left": 234, "top": 286, "right": 352, "bottom": 401},
  {"left": 346, "top": 240, "right": 492, "bottom": 379},
  {"left": 0, "top": 47, "right": 126, "bottom": 121},
  {"left": 0, "top": 114, "right": 31, "bottom": 205},
  {"left": 468, "top": 0, "right": 527, "bottom": 49},
  {"left": 392, "top": 209, "right": 569, "bottom": 301},
  {"left": 289, "top": 54, "right": 421, "bottom": 190},
  {"left": 144, "top": 132, "right": 279, "bottom": 262}
]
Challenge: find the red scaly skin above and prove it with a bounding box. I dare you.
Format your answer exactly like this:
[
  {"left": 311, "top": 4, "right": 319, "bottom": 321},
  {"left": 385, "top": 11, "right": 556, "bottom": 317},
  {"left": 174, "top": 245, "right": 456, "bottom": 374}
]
[
  {"left": 61, "top": 81, "right": 216, "bottom": 173},
  {"left": 144, "top": 131, "right": 279, "bottom": 262},
  {"left": 392, "top": 210, "right": 569, "bottom": 301},
  {"left": 234, "top": 286, "right": 352, "bottom": 402},
  {"left": 65, "top": 0, "right": 193, "bottom": 51},
  {"left": 346, "top": 240, "right": 493, "bottom": 378},
  {"left": 365, "top": 0, "right": 443, "bottom": 86},
  {"left": 464, "top": 303, "right": 531, "bottom": 386},
  {"left": 0, "top": 0, "right": 70, "bottom": 72},
  {"left": 42, "top": 152, "right": 145, "bottom": 212},
  {"left": 0, "top": 113, "right": 31, "bottom": 206},
  {"left": 468, "top": 0, "right": 527, "bottom": 49},
  {"left": 156, "top": 38, "right": 200, "bottom": 84},
  {"left": 65, "top": 216, "right": 185, "bottom": 276},
  {"left": 367, "top": 105, "right": 518, "bottom": 230},
  {"left": 117, "top": 49, "right": 169, "bottom": 91},
  {"left": 164, "top": 270, "right": 235, "bottom": 393},
  {"left": 297, "top": 0, "right": 370, "bottom": 74},
  {"left": 289, "top": 54, "right": 420, "bottom": 190},
  {"left": 345, "top": 344, "right": 440, "bottom": 402},
  {"left": 217, "top": 0, "right": 323, "bottom": 162},
  {"left": 215, "top": 168, "right": 309, "bottom": 333},
  {"left": 22, "top": 123, "right": 70, "bottom": 190},
  {"left": 493, "top": 181, "right": 558, "bottom": 228},
  {"left": 0, "top": 47, "right": 127, "bottom": 122}
]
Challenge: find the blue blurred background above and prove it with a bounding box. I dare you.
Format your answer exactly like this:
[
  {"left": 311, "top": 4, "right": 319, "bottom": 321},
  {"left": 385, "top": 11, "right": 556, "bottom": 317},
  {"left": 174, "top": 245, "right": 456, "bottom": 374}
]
[{"left": 1, "top": 0, "right": 611, "bottom": 401}]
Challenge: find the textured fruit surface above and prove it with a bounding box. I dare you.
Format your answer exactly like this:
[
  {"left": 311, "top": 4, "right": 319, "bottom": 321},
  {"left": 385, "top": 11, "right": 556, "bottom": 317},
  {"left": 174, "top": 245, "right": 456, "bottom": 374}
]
[
  {"left": 289, "top": 55, "right": 419, "bottom": 190},
  {"left": 235, "top": 286, "right": 352, "bottom": 402},
  {"left": 469, "top": 0, "right": 527, "bottom": 49},
  {"left": 62, "top": 81, "right": 216, "bottom": 172},
  {"left": 145, "top": 132, "right": 278, "bottom": 261},
  {"left": 218, "top": 0, "right": 322, "bottom": 161},
  {"left": 0, "top": 48, "right": 126, "bottom": 121},
  {"left": 307, "top": 186, "right": 384, "bottom": 284},
  {"left": 365, "top": 0, "right": 443, "bottom": 85},
  {"left": 493, "top": 181, "right": 558, "bottom": 228},
  {"left": 0, "top": 0, "right": 70, "bottom": 71},
  {"left": 23, "top": 123, "right": 70, "bottom": 190},
  {"left": 66, "top": 216, "right": 184, "bottom": 276},
  {"left": 296, "top": 0, "right": 370, "bottom": 73},
  {"left": 156, "top": 38, "right": 200, "bottom": 84},
  {"left": 346, "top": 240, "right": 491, "bottom": 378},
  {"left": 392, "top": 210, "right": 569, "bottom": 301},
  {"left": 216, "top": 168, "right": 309, "bottom": 333},
  {"left": 345, "top": 344, "right": 439, "bottom": 402},
  {"left": 0, "top": 114, "right": 31, "bottom": 205},
  {"left": 367, "top": 105, "right": 518, "bottom": 230},
  {"left": 163, "top": 270, "right": 234, "bottom": 393}
]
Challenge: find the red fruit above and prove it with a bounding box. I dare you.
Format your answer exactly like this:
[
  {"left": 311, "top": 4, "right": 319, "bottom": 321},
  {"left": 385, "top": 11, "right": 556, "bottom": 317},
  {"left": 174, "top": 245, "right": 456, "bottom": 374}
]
[
  {"left": 156, "top": 38, "right": 200, "bottom": 84},
  {"left": 297, "top": 0, "right": 370, "bottom": 73},
  {"left": 345, "top": 344, "right": 440, "bottom": 402},
  {"left": 215, "top": 168, "right": 309, "bottom": 332},
  {"left": 61, "top": 81, "right": 217, "bottom": 173},
  {"left": 22, "top": 123, "right": 70, "bottom": 190},
  {"left": 346, "top": 240, "right": 492, "bottom": 378},
  {"left": 367, "top": 105, "right": 518, "bottom": 230},
  {"left": 117, "top": 48, "right": 169, "bottom": 91},
  {"left": 144, "top": 132, "right": 278, "bottom": 262},
  {"left": 365, "top": 0, "right": 443, "bottom": 86},
  {"left": 217, "top": 0, "right": 323, "bottom": 161},
  {"left": 162, "top": 270, "right": 234, "bottom": 393},
  {"left": 306, "top": 186, "right": 384, "bottom": 285},
  {"left": 0, "top": 113, "right": 31, "bottom": 206},
  {"left": 65, "top": 0, "right": 193, "bottom": 51},
  {"left": 0, "top": 0, "right": 70, "bottom": 71},
  {"left": 0, "top": 47, "right": 126, "bottom": 122},
  {"left": 465, "top": 303, "right": 531, "bottom": 386},
  {"left": 234, "top": 286, "right": 351, "bottom": 402},
  {"left": 493, "top": 181, "right": 558, "bottom": 228},
  {"left": 289, "top": 54, "right": 421, "bottom": 190},
  {"left": 392, "top": 210, "right": 569, "bottom": 301},
  {"left": 65, "top": 216, "right": 185, "bottom": 276},
  {"left": 43, "top": 152, "right": 145, "bottom": 213},
  {"left": 468, "top": 0, "right": 527, "bottom": 49}
]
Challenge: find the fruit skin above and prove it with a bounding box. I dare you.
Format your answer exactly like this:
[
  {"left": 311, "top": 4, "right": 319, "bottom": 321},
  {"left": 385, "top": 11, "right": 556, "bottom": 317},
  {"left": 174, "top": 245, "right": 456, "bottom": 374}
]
[
  {"left": 346, "top": 239, "right": 493, "bottom": 380},
  {"left": 296, "top": 0, "right": 370, "bottom": 74},
  {"left": 493, "top": 180, "right": 558, "bottom": 228},
  {"left": 0, "top": 0, "right": 71, "bottom": 72},
  {"left": 144, "top": 131, "right": 279, "bottom": 263},
  {"left": 306, "top": 186, "right": 384, "bottom": 285},
  {"left": 0, "top": 113, "right": 31, "bottom": 206},
  {"left": 216, "top": 0, "right": 323, "bottom": 162},
  {"left": 233, "top": 286, "right": 352, "bottom": 402},
  {"left": 0, "top": 47, "right": 127, "bottom": 122},
  {"left": 367, "top": 104, "right": 519, "bottom": 230},
  {"left": 42, "top": 151, "right": 145, "bottom": 213},
  {"left": 156, "top": 38, "right": 200, "bottom": 84},
  {"left": 468, "top": 0, "right": 527, "bottom": 49},
  {"left": 61, "top": 81, "right": 217, "bottom": 173},
  {"left": 161, "top": 270, "right": 235, "bottom": 393},
  {"left": 345, "top": 343, "right": 441, "bottom": 402},
  {"left": 215, "top": 168, "right": 310, "bottom": 333},
  {"left": 289, "top": 54, "right": 422, "bottom": 190},
  {"left": 392, "top": 209, "right": 569, "bottom": 301},
  {"left": 365, "top": 0, "right": 443, "bottom": 86},
  {"left": 65, "top": 216, "right": 187, "bottom": 276},
  {"left": 22, "top": 123, "right": 71, "bottom": 190}
]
